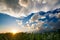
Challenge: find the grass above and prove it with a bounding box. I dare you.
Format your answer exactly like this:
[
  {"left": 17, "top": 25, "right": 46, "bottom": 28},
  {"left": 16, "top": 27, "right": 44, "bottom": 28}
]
[{"left": 0, "top": 30, "right": 60, "bottom": 40}]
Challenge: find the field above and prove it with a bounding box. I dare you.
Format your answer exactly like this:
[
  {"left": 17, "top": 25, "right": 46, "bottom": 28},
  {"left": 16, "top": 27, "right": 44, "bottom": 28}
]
[{"left": 0, "top": 30, "right": 60, "bottom": 40}]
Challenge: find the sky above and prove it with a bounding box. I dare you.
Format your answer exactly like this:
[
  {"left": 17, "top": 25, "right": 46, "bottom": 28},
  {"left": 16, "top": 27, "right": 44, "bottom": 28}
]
[{"left": 0, "top": 0, "right": 60, "bottom": 33}]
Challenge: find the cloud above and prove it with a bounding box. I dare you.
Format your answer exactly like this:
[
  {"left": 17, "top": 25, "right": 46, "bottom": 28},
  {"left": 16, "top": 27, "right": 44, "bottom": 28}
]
[
  {"left": 19, "top": 0, "right": 30, "bottom": 8},
  {"left": 4, "top": 0, "right": 21, "bottom": 12},
  {"left": 0, "top": 0, "right": 60, "bottom": 32},
  {"left": 0, "top": 0, "right": 22, "bottom": 17},
  {"left": 0, "top": 0, "right": 60, "bottom": 17},
  {"left": 16, "top": 8, "right": 60, "bottom": 33}
]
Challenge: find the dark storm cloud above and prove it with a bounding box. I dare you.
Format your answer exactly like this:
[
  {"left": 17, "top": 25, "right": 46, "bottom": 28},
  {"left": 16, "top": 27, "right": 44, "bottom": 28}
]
[
  {"left": 56, "top": 0, "right": 60, "bottom": 5},
  {"left": 0, "top": 0, "right": 33, "bottom": 17},
  {"left": 4, "top": 0, "right": 22, "bottom": 13},
  {"left": 0, "top": 0, "right": 60, "bottom": 17},
  {"left": 0, "top": 0, "right": 25, "bottom": 17}
]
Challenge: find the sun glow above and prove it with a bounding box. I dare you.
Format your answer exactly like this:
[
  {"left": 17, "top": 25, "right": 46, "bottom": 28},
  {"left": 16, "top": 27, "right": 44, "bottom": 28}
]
[{"left": 11, "top": 29, "right": 18, "bottom": 35}]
